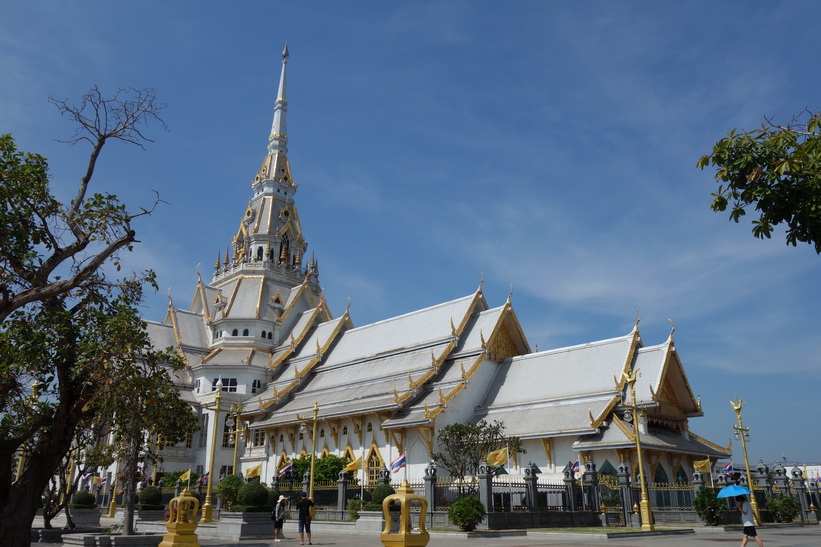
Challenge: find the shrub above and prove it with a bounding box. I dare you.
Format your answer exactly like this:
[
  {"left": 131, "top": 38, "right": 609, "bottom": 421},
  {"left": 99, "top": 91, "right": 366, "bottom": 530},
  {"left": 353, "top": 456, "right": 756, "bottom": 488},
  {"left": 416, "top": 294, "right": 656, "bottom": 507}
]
[
  {"left": 236, "top": 480, "right": 269, "bottom": 510},
  {"left": 215, "top": 475, "right": 244, "bottom": 511},
  {"left": 267, "top": 489, "right": 282, "bottom": 508},
  {"left": 347, "top": 499, "right": 363, "bottom": 521},
  {"left": 693, "top": 488, "right": 727, "bottom": 526},
  {"left": 139, "top": 486, "right": 162, "bottom": 506},
  {"left": 448, "top": 495, "right": 485, "bottom": 532},
  {"left": 69, "top": 490, "right": 97, "bottom": 509},
  {"left": 371, "top": 484, "right": 395, "bottom": 506},
  {"left": 694, "top": 488, "right": 724, "bottom": 526},
  {"left": 767, "top": 495, "right": 802, "bottom": 523}
]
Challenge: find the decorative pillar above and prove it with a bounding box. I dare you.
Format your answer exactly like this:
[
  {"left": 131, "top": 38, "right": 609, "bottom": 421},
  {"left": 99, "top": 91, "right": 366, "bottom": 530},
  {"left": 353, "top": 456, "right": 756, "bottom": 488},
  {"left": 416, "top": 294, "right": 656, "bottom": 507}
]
[
  {"left": 618, "top": 462, "right": 635, "bottom": 527},
  {"left": 772, "top": 462, "right": 788, "bottom": 494},
  {"left": 379, "top": 467, "right": 391, "bottom": 486},
  {"left": 423, "top": 460, "right": 437, "bottom": 510},
  {"left": 175, "top": 479, "right": 182, "bottom": 498},
  {"left": 563, "top": 462, "right": 578, "bottom": 511},
  {"left": 302, "top": 471, "right": 311, "bottom": 496},
  {"left": 477, "top": 464, "right": 494, "bottom": 514},
  {"left": 338, "top": 471, "right": 348, "bottom": 511},
  {"left": 159, "top": 489, "right": 200, "bottom": 547},
  {"left": 789, "top": 466, "right": 809, "bottom": 524},
  {"left": 523, "top": 462, "right": 539, "bottom": 512},
  {"left": 583, "top": 460, "right": 600, "bottom": 513}
]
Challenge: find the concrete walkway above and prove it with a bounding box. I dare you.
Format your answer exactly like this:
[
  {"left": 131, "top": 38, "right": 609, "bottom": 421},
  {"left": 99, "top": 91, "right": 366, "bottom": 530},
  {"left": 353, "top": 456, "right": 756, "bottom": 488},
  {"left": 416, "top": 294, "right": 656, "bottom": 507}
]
[{"left": 42, "top": 525, "right": 821, "bottom": 547}]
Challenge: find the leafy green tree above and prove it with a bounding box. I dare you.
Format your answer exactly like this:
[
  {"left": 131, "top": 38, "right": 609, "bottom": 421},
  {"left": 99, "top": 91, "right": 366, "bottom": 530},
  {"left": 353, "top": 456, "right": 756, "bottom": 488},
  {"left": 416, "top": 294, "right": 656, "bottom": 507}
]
[
  {"left": 289, "top": 453, "right": 349, "bottom": 483},
  {"left": 767, "top": 495, "right": 802, "bottom": 523},
  {"left": 216, "top": 474, "right": 244, "bottom": 511},
  {"left": 432, "top": 420, "right": 520, "bottom": 494},
  {"left": 697, "top": 109, "right": 821, "bottom": 253},
  {"left": 693, "top": 487, "right": 725, "bottom": 526},
  {"left": 0, "top": 87, "right": 177, "bottom": 546}
]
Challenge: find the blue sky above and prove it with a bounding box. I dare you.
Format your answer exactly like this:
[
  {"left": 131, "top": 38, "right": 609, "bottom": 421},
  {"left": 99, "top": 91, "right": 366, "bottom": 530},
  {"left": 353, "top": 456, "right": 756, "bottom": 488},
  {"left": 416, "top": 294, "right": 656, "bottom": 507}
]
[{"left": 3, "top": 1, "right": 819, "bottom": 468}]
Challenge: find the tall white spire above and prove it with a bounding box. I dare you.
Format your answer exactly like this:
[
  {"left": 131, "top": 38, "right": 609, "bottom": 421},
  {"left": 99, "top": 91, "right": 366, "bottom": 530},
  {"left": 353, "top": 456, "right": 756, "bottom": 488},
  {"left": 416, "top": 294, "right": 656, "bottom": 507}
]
[{"left": 269, "top": 43, "right": 289, "bottom": 156}]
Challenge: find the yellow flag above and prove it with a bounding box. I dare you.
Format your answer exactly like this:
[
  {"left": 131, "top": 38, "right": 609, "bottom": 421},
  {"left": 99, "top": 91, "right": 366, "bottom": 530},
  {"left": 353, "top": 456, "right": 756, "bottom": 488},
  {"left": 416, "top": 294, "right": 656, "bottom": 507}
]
[
  {"left": 179, "top": 468, "right": 191, "bottom": 481},
  {"left": 486, "top": 447, "right": 509, "bottom": 466},
  {"left": 693, "top": 458, "right": 711, "bottom": 473},
  {"left": 92, "top": 476, "right": 101, "bottom": 485},
  {"left": 245, "top": 463, "right": 263, "bottom": 478},
  {"left": 342, "top": 457, "right": 361, "bottom": 473}
]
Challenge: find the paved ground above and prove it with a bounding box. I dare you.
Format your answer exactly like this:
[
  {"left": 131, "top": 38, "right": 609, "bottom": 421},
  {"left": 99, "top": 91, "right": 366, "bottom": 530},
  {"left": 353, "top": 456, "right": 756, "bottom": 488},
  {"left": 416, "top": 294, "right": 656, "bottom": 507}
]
[{"left": 46, "top": 525, "right": 821, "bottom": 547}]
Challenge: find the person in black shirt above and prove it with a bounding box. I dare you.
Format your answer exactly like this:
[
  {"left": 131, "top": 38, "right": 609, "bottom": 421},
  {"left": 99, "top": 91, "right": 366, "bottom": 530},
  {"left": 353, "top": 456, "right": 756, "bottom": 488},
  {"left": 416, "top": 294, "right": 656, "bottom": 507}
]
[{"left": 295, "top": 491, "right": 315, "bottom": 545}]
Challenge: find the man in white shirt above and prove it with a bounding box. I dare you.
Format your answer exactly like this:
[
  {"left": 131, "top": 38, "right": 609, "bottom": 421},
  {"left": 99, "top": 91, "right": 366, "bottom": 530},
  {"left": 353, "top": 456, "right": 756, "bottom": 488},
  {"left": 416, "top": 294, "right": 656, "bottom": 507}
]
[{"left": 735, "top": 495, "right": 763, "bottom": 546}]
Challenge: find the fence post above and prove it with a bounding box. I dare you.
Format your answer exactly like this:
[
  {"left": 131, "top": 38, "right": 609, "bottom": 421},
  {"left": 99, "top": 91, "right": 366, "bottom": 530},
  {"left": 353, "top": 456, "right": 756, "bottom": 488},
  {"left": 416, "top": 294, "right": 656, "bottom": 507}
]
[
  {"left": 271, "top": 476, "right": 279, "bottom": 494},
  {"left": 789, "top": 466, "right": 810, "bottom": 524},
  {"left": 379, "top": 467, "right": 391, "bottom": 486},
  {"left": 563, "top": 462, "right": 577, "bottom": 511},
  {"left": 423, "top": 460, "right": 437, "bottom": 510},
  {"left": 302, "top": 471, "right": 311, "bottom": 495},
  {"left": 337, "top": 471, "right": 348, "bottom": 512},
  {"left": 619, "top": 462, "right": 637, "bottom": 527},
  {"left": 175, "top": 479, "right": 181, "bottom": 498},
  {"left": 772, "top": 462, "right": 788, "bottom": 495},
  {"left": 477, "top": 464, "right": 494, "bottom": 514},
  {"left": 583, "top": 460, "right": 600, "bottom": 513},
  {"left": 523, "top": 462, "right": 539, "bottom": 512},
  {"left": 754, "top": 461, "right": 771, "bottom": 510}
]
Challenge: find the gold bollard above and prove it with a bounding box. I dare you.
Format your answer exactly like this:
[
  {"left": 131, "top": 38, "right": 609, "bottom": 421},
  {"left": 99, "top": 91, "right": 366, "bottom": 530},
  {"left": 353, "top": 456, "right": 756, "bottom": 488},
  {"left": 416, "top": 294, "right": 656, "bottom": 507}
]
[
  {"left": 159, "top": 488, "right": 201, "bottom": 547},
  {"left": 380, "top": 480, "right": 430, "bottom": 547}
]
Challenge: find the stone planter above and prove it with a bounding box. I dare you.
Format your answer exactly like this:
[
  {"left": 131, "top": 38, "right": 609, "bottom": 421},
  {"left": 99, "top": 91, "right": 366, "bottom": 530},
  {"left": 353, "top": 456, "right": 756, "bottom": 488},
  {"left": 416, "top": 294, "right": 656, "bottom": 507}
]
[
  {"left": 68, "top": 508, "right": 103, "bottom": 528},
  {"left": 62, "top": 534, "right": 162, "bottom": 547},
  {"left": 135, "top": 509, "right": 166, "bottom": 522},
  {"left": 215, "top": 511, "right": 274, "bottom": 540}
]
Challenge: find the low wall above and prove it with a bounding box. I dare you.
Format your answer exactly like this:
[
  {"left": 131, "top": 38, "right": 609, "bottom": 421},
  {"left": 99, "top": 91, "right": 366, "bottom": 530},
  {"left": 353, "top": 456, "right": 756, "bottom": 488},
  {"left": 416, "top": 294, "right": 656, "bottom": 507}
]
[{"left": 486, "top": 510, "right": 600, "bottom": 529}]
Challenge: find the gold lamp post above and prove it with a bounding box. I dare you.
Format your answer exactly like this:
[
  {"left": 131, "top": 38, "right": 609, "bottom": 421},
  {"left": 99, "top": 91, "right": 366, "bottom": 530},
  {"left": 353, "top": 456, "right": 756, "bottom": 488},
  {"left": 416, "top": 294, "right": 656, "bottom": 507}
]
[
  {"left": 297, "top": 402, "right": 320, "bottom": 517},
  {"left": 226, "top": 403, "right": 246, "bottom": 475},
  {"left": 151, "top": 433, "right": 162, "bottom": 486},
  {"left": 200, "top": 378, "right": 230, "bottom": 523},
  {"left": 623, "top": 369, "right": 654, "bottom": 531},
  {"left": 107, "top": 457, "right": 121, "bottom": 518},
  {"left": 731, "top": 397, "right": 760, "bottom": 523}
]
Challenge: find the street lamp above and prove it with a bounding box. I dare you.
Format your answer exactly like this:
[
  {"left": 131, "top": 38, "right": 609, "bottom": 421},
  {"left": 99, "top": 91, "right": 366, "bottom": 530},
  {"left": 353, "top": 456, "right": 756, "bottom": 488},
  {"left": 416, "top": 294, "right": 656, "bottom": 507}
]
[
  {"left": 201, "top": 378, "right": 230, "bottom": 523},
  {"left": 731, "top": 397, "right": 760, "bottom": 523},
  {"left": 297, "top": 402, "right": 319, "bottom": 517},
  {"left": 225, "top": 403, "right": 246, "bottom": 476},
  {"left": 623, "top": 369, "right": 654, "bottom": 531}
]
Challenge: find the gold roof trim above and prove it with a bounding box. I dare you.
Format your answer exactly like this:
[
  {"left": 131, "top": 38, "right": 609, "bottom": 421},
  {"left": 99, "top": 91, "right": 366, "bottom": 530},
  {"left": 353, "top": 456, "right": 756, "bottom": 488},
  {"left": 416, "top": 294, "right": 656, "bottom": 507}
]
[
  {"left": 611, "top": 414, "right": 636, "bottom": 443},
  {"left": 424, "top": 403, "right": 445, "bottom": 421},
  {"left": 294, "top": 354, "right": 321, "bottom": 379},
  {"left": 689, "top": 431, "right": 732, "bottom": 455},
  {"left": 589, "top": 396, "right": 620, "bottom": 428},
  {"left": 614, "top": 325, "right": 642, "bottom": 392},
  {"left": 393, "top": 387, "right": 414, "bottom": 405}
]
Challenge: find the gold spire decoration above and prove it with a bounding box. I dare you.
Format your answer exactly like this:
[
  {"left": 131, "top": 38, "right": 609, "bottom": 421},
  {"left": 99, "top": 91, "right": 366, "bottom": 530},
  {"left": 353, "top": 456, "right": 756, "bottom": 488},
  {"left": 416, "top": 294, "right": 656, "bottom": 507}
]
[
  {"left": 224, "top": 246, "right": 230, "bottom": 266},
  {"left": 215, "top": 251, "right": 221, "bottom": 270}
]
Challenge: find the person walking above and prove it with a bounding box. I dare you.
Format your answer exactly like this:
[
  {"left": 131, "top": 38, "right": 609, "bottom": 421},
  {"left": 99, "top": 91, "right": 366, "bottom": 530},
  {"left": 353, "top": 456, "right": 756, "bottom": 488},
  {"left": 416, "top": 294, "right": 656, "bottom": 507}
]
[
  {"left": 736, "top": 495, "right": 764, "bottom": 546},
  {"left": 295, "top": 491, "right": 315, "bottom": 545},
  {"left": 273, "top": 494, "right": 287, "bottom": 542}
]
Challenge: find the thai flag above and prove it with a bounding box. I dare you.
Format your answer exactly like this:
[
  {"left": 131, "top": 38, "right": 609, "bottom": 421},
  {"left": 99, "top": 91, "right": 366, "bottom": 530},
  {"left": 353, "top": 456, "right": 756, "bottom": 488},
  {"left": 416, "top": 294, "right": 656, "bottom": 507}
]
[
  {"left": 100, "top": 475, "right": 108, "bottom": 487},
  {"left": 201, "top": 472, "right": 209, "bottom": 486},
  {"left": 571, "top": 457, "right": 580, "bottom": 473},
  {"left": 278, "top": 462, "right": 293, "bottom": 478},
  {"left": 390, "top": 452, "right": 406, "bottom": 474},
  {"left": 723, "top": 462, "right": 733, "bottom": 476}
]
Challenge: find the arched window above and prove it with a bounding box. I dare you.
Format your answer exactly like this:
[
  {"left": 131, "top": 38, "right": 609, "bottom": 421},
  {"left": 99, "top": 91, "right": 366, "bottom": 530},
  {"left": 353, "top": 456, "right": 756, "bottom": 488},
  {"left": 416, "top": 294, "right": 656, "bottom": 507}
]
[
  {"left": 653, "top": 465, "right": 669, "bottom": 484},
  {"left": 256, "top": 246, "right": 263, "bottom": 261},
  {"left": 366, "top": 423, "right": 373, "bottom": 433},
  {"left": 267, "top": 332, "right": 273, "bottom": 339},
  {"left": 242, "top": 329, "right": 249, "bottom": 336},
  {"left": 232, "top": 329, "right": 238, "bottom": 336},
  {"left": 279, "top": 434, "right": 284, "bottom": 443},
  {"left": 367, "top": 449, "right": 381, "bottom": 485},
  {"left": 342, "top": 426, "right": 348, "bottom": 435},
  {"left": 261, "top": 331, "right": 266, "bottom": 338},
  {"left": 319, "top": 429, "right": 325, "bottom": 438}
]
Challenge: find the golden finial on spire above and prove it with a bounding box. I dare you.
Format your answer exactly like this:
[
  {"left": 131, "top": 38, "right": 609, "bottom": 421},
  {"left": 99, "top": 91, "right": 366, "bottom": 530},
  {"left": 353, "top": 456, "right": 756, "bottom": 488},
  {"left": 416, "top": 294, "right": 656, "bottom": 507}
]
[
  {"left": 215, "top": 251, "right": 221, "bottom": 270},
  {"left": 224, "top": 246, "right": 230, "bottom": 266},
  {"left": 345, "top": 297, "right": 351, "bottom": 314},
  {"left": 668, "top": 318, "right": 675, "bottom": 338},
  {"left": 635, "top": 309, "right": 641, "bottom": 328}
]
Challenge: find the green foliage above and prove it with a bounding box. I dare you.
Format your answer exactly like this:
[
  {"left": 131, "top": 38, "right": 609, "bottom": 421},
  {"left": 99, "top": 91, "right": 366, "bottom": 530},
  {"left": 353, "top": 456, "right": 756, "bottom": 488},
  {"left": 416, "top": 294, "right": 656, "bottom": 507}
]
[
  {"left": 698, "top": 109, "right": 821, "bottom": 253},
  {"left": 767, "top": 495, "right": 802, "bottom": 523},
  {"left": 69, "top": 491, "right": 97, "bottom": 509},
  {"left": 216, "top": 475, "right": 244, "bottom": 510},
  {"left": 0, "top": 89, "right": 169, "bottom": 541},
  {"left": 447, "top": 495, "right": 486, "bottom": 532},
  {"left": 236, "top": 480, "right": 269, "bottom": 509},
  {"left": 289, "top": 453, "right": 349, "bottom": 482},
  {"left": 347, "top": 499, "right": 363, "bottom": 521},
  {"left": 432, "top": 420, "right": 520, "bottom": 487},
  {"left": 267, "top": 489, "right": 282, "bottom": 508},
  {"left": 138, "top": 486, "right": 162, "bottom": 506},
  {"left": 162, "top": 470, "right": 201, "bottom": 488},
  {"left": 693, "top": 488, "right": 724, "bottom": 526},
  {"left": 371, "top": 484, "right": 396, "bottom": 506}
]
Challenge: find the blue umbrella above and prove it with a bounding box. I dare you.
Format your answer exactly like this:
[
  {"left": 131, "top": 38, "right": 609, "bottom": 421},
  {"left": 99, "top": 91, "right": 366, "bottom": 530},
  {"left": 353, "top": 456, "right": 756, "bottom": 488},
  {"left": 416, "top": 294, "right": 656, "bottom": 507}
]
[{"left": 716, "top": 484, "right": 751, "bottom": 498}]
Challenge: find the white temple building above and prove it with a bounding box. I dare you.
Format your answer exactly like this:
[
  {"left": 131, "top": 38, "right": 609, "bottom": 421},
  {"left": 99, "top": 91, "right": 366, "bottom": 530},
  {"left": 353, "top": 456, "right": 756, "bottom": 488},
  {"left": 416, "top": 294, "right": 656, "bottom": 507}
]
[{"left": 144, "top": 45, "right": 729, "bottom": 487}]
